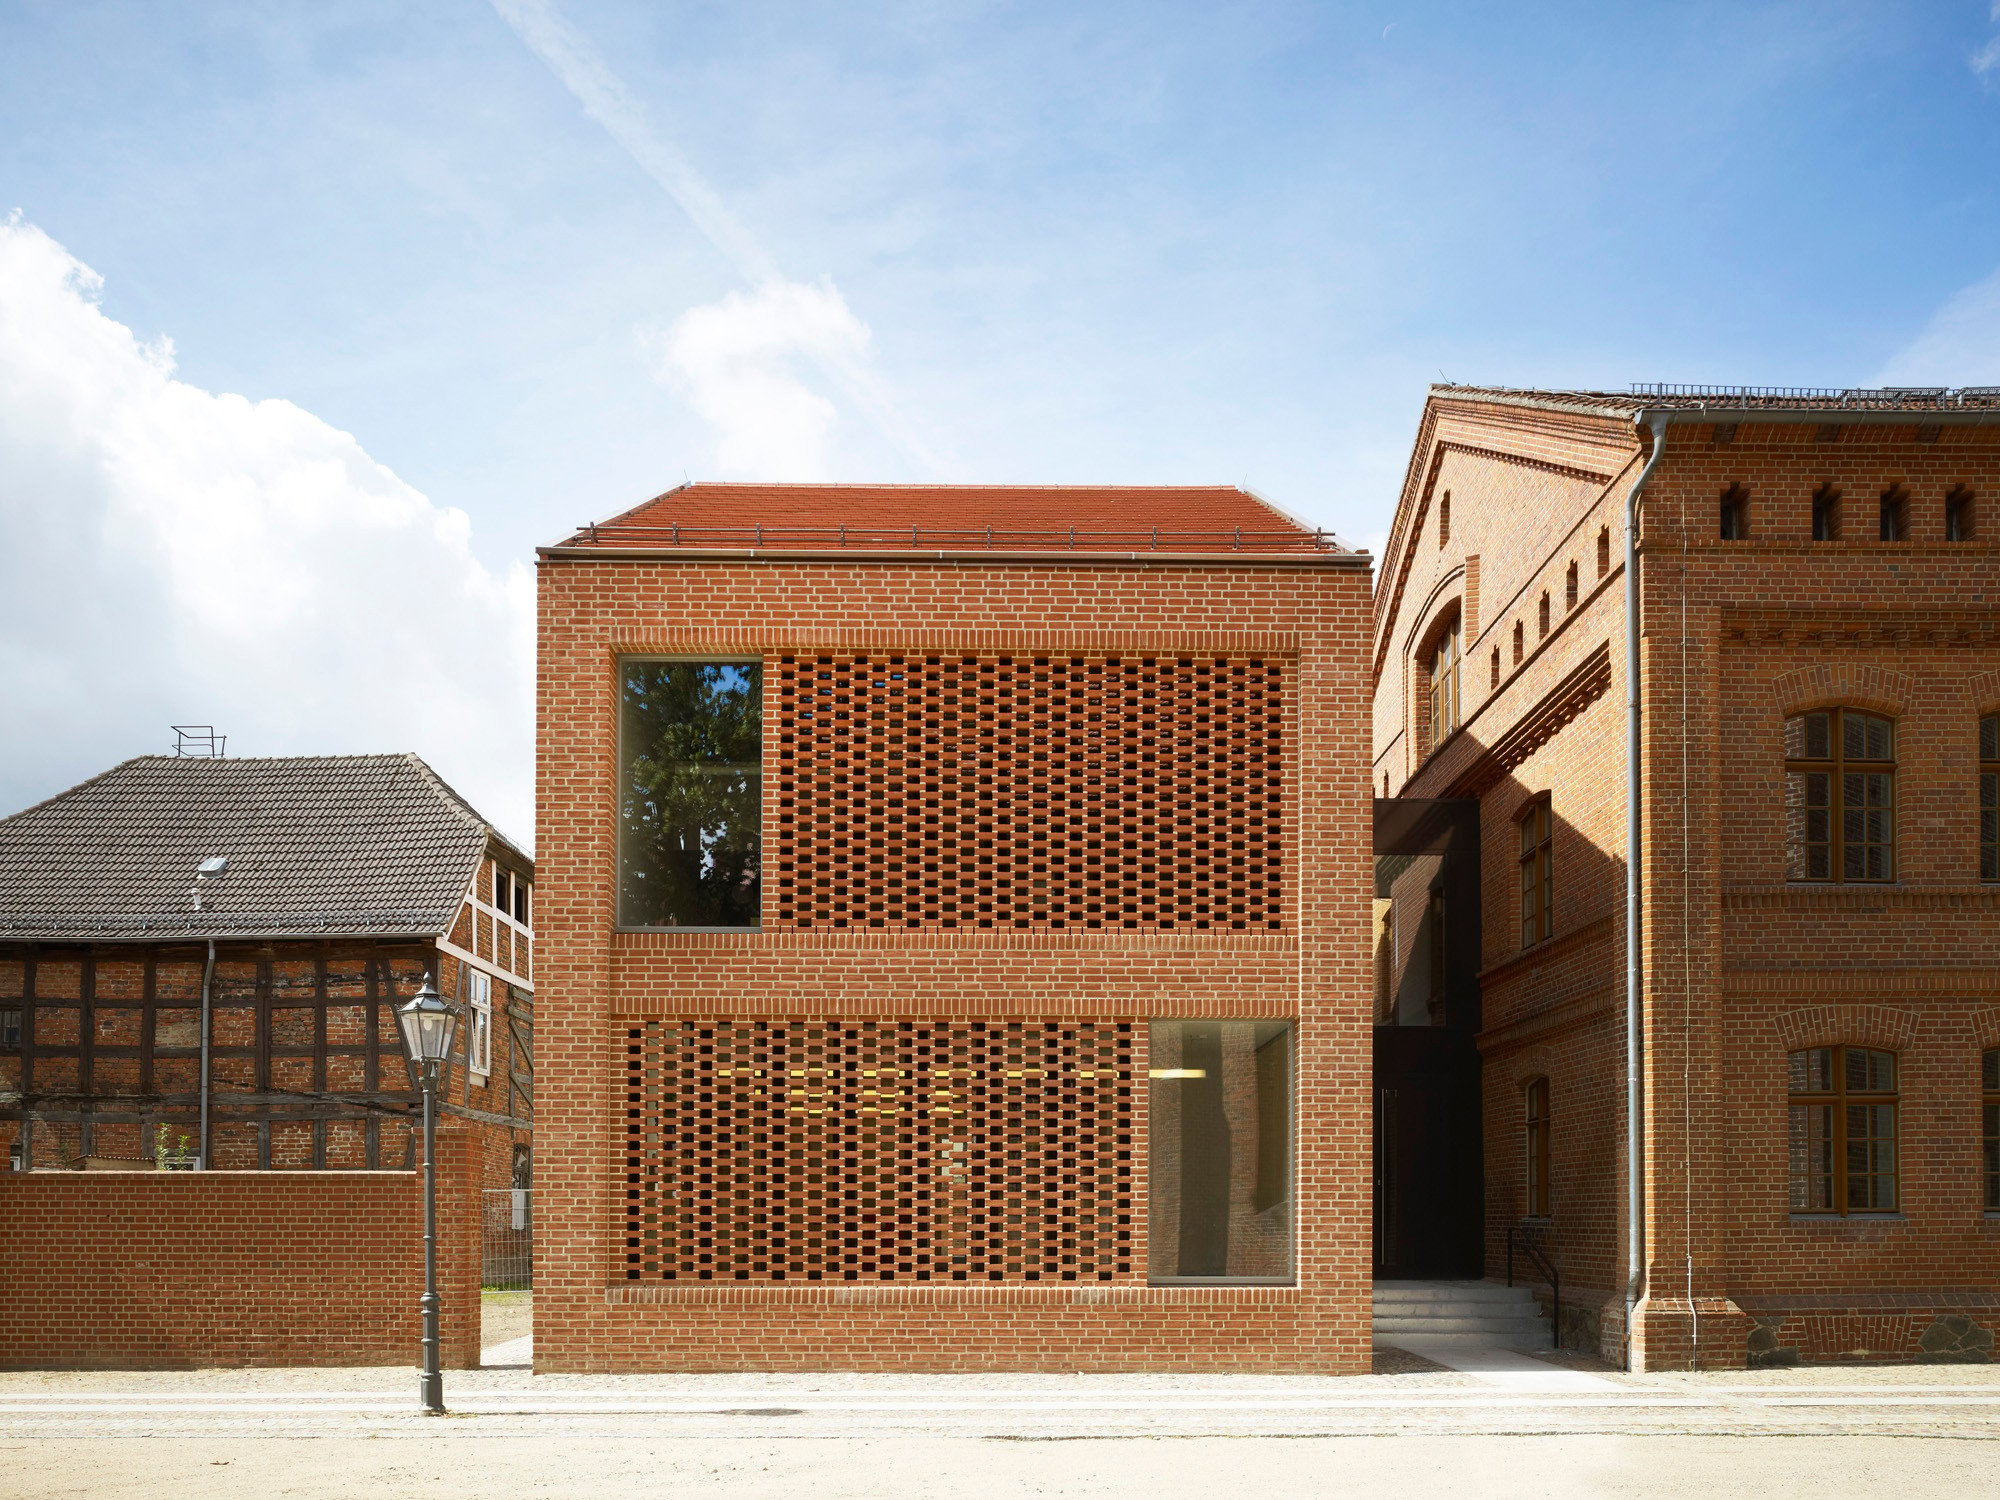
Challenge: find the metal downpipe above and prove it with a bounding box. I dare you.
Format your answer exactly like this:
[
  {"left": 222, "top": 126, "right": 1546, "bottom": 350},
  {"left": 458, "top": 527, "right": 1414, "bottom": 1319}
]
[
  {"left": 1624, "top": 411, "right": 1671, "bottom": 1368},
  {"left": 199, "top": 937, "right": 215, "bottom": 1169}
]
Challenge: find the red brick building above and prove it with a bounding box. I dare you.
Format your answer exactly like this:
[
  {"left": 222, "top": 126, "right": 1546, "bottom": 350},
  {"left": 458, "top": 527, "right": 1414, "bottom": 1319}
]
[
  {"left": 534, "top": 483, "right": 1374, "bottom": 1372},
  {"left": 1374, "top": 385, "right": 2000, "bottom": 1368},
  {"left": 0, "top": 754, "right": 532, "bottom": 1189}
]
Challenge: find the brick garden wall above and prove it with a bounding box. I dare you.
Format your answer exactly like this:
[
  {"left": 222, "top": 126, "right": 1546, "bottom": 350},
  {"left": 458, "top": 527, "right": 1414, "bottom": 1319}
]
[
  {"left": 0, "top": 1128, "right": 480, "bottom": 1369},
  {"left": 536, "top": 549, "right": 1375, "bottom": 1373}
]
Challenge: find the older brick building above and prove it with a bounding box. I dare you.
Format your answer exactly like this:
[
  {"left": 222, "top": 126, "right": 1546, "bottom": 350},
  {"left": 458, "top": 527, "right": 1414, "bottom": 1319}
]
[
  {"left": 1374, "top": 385, "right": 2000, "bottom": 1368},
  {"left": 0, "top": 754, "right": 533, "bottom": 1188},
  {"left": 535, "top": 483, "right": 1374, "bottom": 1372}
]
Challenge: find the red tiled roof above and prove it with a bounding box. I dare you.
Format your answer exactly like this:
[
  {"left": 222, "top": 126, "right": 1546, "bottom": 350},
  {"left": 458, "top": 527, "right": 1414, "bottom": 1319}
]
[{"left": 552, "top": 483, "right": 1348, "bottom": 555}]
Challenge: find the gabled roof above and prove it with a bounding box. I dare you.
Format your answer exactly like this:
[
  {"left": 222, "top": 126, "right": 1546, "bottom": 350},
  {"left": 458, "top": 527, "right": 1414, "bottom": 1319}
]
[
  {"left": 1431, "top": 383, "right": 2000, "bottom": 416},
  {"left": 549, "top": 482, "right": 1353, "bottom": 557},
  {"left": 0, "top": 755, "right": 524, "bottom": 942}
]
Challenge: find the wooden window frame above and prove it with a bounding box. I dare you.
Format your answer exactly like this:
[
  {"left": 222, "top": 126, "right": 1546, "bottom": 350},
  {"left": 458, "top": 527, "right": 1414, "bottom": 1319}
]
[
  {"left": 1517, "top": 796, "right": 1553, "bottom": 948},
  {"left": 1787, "top": 1045, "right": 1898, "bottom": 1215},
  {"left": 1785, "top": 708, "right": 1896, "bottom": 883},
  {"left": 1424, "top": 614, "right": 1462, "bottom": 755},
  {"left": 1984, "top": 1048, "right": 1999, "bottom": 1213},
  {"left": 1524, "top": 1076, "right": 1551, "bottom": 1219},
  {"left": 1981, "top": 714, "right": 1998, "bottom": 884}
]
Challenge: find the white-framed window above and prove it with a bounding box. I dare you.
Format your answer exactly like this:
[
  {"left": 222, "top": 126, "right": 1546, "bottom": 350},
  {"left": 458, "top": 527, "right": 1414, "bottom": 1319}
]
[{"left": 466, "top": 969, "right": 493, "bottom": 1078}]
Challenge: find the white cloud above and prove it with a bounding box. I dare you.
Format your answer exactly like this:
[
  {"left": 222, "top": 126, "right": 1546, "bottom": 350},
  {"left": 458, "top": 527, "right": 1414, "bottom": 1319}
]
[
  {"left": 1875, "top": 263, "right": 2000, "bottom": 388},
  {"left": 645, "top": 279, "right": 870, "bottom": 480},
  {"left": 1975, "top": 4, "right": 2000, "bottom": 78},
  {"left": 490, "top": 0, "right": 957, "bottom": 478},
  {"left": 0, "top": 218, "right": 534, "bottom": 842}
]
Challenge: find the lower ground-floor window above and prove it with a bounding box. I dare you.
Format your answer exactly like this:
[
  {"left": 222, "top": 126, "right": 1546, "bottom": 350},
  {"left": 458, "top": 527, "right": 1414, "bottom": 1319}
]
[
  {"left": 1147, "top": 1020, "right": 1294, "bottom": 1282},
  {"left": 1788, "top": 1045, "right": 1898, "bottom": 1215}
]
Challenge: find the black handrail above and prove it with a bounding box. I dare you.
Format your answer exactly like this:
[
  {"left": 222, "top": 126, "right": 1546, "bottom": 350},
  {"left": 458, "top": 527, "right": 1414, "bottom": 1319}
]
[{"left": 1506, "top": 1221, "right": 1561, "bottom": 1350}]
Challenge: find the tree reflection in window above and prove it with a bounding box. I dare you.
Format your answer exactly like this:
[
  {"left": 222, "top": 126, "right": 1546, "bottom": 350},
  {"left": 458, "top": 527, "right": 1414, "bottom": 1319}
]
[{"left": 619, "top": 660, "right": 763, "bottom": 928}]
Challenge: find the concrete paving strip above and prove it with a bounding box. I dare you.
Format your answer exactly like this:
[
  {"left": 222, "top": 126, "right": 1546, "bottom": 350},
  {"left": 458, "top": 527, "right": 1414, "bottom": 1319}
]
[{"left": 1376, "top": 1338, "right": 1623, "bottom": 1391}]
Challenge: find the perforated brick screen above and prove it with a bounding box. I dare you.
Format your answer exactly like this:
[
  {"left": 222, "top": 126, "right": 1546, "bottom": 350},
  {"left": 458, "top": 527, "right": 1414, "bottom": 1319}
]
[
  {"left": 623, "top": 1019, "right": 1137, "bottom": 1281},
  {"left": 770, "top": 653, "right": 1287, "bottom": 929}
]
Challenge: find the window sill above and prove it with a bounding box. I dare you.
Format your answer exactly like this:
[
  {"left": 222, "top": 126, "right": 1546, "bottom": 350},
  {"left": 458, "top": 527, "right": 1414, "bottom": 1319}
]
[{"left": 1788, "top": 1213, "right": 1907, "bottom": 1225}]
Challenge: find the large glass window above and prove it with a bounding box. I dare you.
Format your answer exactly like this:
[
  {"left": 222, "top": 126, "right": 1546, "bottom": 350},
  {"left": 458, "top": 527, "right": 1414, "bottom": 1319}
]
[
  {"left": 1784, "top": 709, "right": 1894, "bottom": 882},
  {"left": 1787, "top": 1045, "right": 1897, "bottom": 1214},
  {"left": 1148, "top": 1020, "right": 1293, "bottom": 1281},
  {"left": 619, "top": 659, "right": 763, "bottom": 928}
]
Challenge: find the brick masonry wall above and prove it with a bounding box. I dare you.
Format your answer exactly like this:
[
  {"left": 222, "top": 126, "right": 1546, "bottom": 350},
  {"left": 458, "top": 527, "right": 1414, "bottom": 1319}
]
[
  {"left": 537, "top": 551, "right": 1374, "bottom": 1372},
  {"left": 0, "top": 1127, "right": 480, "bottom": 1369},
  {"left": 1378, "top": 396, "right": 2000, "bottom": 1368}
]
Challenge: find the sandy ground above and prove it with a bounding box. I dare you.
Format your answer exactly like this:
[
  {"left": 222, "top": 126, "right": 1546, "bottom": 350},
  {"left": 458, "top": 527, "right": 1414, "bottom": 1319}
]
[
  {"left": 5, "top": 1433, "right": 1997, "bottom": 1499},
  {"left": 481, "top": 1289, "right": 532, "bottom": 1348}
]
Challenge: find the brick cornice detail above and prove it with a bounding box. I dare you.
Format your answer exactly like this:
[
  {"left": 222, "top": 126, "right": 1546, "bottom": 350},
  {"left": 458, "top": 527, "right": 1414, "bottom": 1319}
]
[
  {"left": 1446, "top": 642, "right": 1614, "bottom": 797},
  {"left": 606, "top": 633, "right": 1302, "bottom": 655}
]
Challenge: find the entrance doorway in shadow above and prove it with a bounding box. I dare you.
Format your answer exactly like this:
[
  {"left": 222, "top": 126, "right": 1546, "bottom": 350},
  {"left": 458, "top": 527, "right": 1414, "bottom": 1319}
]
[{"left": 1373, "top": 797, "right": 1483, "bottom": 1279}]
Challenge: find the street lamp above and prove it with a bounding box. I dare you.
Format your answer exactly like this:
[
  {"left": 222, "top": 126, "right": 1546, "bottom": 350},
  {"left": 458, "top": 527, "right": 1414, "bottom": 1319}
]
[{"left": 398, "top": 977, "right": 458, "bottom": 1415}]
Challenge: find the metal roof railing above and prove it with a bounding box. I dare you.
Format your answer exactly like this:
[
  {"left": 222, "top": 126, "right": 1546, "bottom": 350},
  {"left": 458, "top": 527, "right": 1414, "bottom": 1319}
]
[
  {"left": 562, "top": 523, "right": 1347, "bottom": 552},
  {"left": 1628, "top": 383, "right": 2000, "bottom": 409}
]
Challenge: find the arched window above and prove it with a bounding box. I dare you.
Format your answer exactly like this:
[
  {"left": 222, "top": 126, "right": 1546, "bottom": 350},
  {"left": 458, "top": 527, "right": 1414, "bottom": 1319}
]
[
  {"left": 1984, "top": 1049, "right": 1999, "bottom": 1211},
  {"left": 1981, "top": 714, "right": 1997, "bottom": 883},
  {"left": 1438, "top": 491, "right": 1451, "bottom": 547},
  {"left": 1538, "top": 592, "right": 1550, "bottom": 638},
  {"left": 1597, "top": 525, "right": 1611, "bottom": 578},
  {"left": 1564, "top": 560, "right": 1578, "bottom": 611},
  {"left": 1788, "top": 1046, "right": 1897, "bottom": 1214},
  {"left": 1424, "top": 614, "right": 1462, "bottom": 753},
  {"left": 1785, "top": 709, "right": 1894, "bottom": 882},
  {"left": 1524, "top": 1077, "right": 1551, "bottom": 1218},
  {"left": 1518, "top": 796, "right": 1552, "bottom": 947}
]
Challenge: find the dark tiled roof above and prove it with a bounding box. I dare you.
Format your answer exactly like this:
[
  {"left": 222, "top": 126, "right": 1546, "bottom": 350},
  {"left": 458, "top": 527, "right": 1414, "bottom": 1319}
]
[
  {"left": 553, "top": 482, "right": 1350, "bottom": 555},
  {"left": 1434, "top": 383, "right": 2000, "bottom": 415},
  {"left": 0, "top": 755, "right": 521, "bottom": 941}
]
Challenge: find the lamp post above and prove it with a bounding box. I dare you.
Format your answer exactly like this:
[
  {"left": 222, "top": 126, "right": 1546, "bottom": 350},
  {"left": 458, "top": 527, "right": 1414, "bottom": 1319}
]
[{"left": 398, "top": 977, "right": 458, "bottom": 1415}]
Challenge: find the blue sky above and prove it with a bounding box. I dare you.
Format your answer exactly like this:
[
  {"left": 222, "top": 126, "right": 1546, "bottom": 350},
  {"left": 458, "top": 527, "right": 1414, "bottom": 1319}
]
[{"left": 4, "top": 0, "right": 1999, "bottom": 837}]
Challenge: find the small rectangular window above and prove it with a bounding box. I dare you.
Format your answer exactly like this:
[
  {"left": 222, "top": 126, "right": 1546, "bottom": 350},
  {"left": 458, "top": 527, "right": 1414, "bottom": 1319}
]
[
  {"left": 619, "top": 659, "right": 763, "bottom": 928},
  {"left": 1720, "top": 486, "right": 1748, "bottom": 540},
  {"left": 1879, "top": 488, "right": 1908, "bottom": 542},
  {"left": 494, "top": 868, "right": 510, "bottom": 910},
  {"left": 514, "top": 882, "right": 530, "bottom": 924},
  {"left": 1148, "top": 1020, "right": 1293, "bottom": 1282},
  {"left": 1812, "top": 487, "right": 1840, "bottom": 541},
  {"left": 0, "top": 1008, "right": 20, "bottom": 1049},
  {"left": 466, "top": 970, "right": 493, "bottom": 1077},
  {"left": 1947, "top": 488, "right": 1975, "bottom": 542}
]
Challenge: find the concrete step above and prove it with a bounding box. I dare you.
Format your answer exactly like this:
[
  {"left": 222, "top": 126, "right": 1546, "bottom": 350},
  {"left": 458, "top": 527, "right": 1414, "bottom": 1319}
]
[
  {"left": 1373, "top": 1315, "right": 1551, "bottom": 1337},
  {"left": 1372, "top": 1293, "right": 1540, "bottom": 1313},
  {"left": 1373, "top": 1281, "right": 1537, "bottom": 1301}
]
